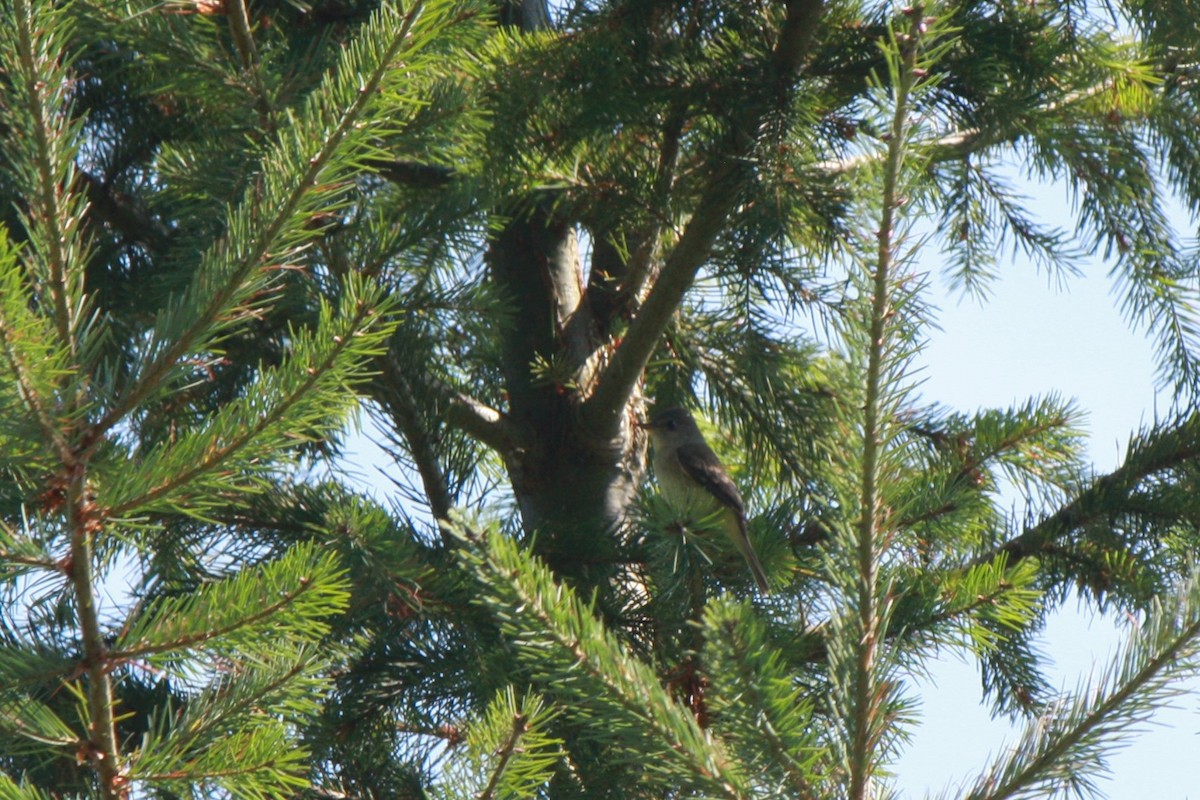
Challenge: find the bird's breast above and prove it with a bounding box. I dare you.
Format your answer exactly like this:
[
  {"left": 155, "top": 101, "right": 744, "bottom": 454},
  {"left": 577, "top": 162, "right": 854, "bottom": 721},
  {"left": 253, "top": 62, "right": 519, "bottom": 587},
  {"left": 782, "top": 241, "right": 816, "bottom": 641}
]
[{"left": 653, "top": 447, "right": 717, "bottom": 516}]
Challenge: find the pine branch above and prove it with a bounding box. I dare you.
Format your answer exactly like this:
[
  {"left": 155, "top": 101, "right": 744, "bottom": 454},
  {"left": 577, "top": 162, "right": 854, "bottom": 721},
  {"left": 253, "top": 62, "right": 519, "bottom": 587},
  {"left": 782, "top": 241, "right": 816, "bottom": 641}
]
[
  {"left": 581, "top": 0, "right": 827, "bottom": 436},
  {"left": 129, "top": 654, "right": 324, "bottom": 795},
  {"left": 372, "top": 355, "right": 456, "bottom": 523},
  {"left": 704, "top": 598, "right": 824, "bottom": 796},
  {"left": 463, "top": 688, "right": 562, "bottom": 800},
  {"left": 843, "top": 11, "right": 923, "bottom": 795},
  {"left": 379, "top": 344, "right": 522, "bottom": 461},
  {"left": 453, "top": 518, "right": 749, "bottom": 798},
  {"left": 87, "top": 0, "right": 438, "bottom": 451},
  {"left": 0, "top": 693, "right": 77, "bottom": 751},
  {"left": 372, "top": 352, "right": 519, "bottom": 524},
  {"left": 812, "top": 63, "right": 1129, "bottom": 179},
  {"left": 104, "top": 286, "right": 393, "bottom": 519},
  {"left": 7, "top": 0, "right": 84, "bottom": 356},
  {"left": 924, "top": 556, "right": 1042, "bottom": 646},
  {"left": 477, "top": 715, "right": 524, "bottom": 800},
  {"left": 2, "top": 2, "right": 125, "bottom": 796},
  {"left": 0, "top": 772, "right": 53, "bottom": 800},
  {"left": 0, "top": 0, "right": 88, "bottom": 466},
  {"left": 120, "top": 543, "right": 342, "bottom": 795},
  {"left": 66, "top": 462, "right": 124, "bottom": 800},
  {"left": 613, "top": 105, "right": 686, "bottom": 307},
  {"left": 0, "top": 552, "right": 56, "bottom": 574},
  {"left": 0, "top": 238, "right": 72, "bottom": 464},
  {"left": 447, "top": 391, "right": 520, "bottom": 456},
  {"left": 113, "top": 542, "right": 348, "bottom": 662},
  {"left": 225, "top": 0, "right": 275, "bottom": 133},
  {"left": 815, "top": 126, "right": 987, "bottom": 177},
  {"left": 977, "top": 413, "right": 1200, "bottom": 569},
  {"left": 955, "top": 574, "right": 1200, "bottom": 800},
  {"left": 791, "top": 554, "right": 1042, "bottom": 671}
]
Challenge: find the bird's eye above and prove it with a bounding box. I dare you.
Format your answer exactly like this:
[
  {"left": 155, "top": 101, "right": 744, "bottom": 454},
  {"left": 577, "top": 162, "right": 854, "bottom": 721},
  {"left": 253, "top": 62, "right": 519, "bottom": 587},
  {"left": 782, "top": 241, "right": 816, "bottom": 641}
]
[{"left": 666, "top": 420, "right": 676, "bottom": 431}]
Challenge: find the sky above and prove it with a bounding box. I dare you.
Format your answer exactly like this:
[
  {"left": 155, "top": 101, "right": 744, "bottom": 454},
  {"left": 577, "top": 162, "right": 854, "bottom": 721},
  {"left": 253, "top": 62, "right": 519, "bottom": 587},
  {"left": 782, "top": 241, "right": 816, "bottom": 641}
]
[{"left": 894, "top": 179, "right": 1198, "bottom": 798}]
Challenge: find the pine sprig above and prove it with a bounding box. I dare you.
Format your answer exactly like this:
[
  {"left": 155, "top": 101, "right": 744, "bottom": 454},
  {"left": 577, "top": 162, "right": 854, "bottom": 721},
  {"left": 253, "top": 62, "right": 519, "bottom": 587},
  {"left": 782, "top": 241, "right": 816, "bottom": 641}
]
[
  {"left": 0, "top": 694, "right": 76, "bottom": 755},
  {"left": 813, "top": 9, "right": 967, "bottom": 796},
  {"left": 93, "top": 0, "right": 485, "bottom": 444},
  {"left": 0, "top": 7, "right": 87, "bottom": 465},
  {"left": 889, "top": 396, "right": 1088, "bottom": 554},
  {"left": 936, "top": 158, "right": 1081, "bottom": 298},
  {"left": 114, "top": 541, "right": 349, "bottom": 663},
  {"left": 100, "top": 281, "right": 395, "bottom": 520},
  {"left": 139, "top": 726, "right": 310, "bottom": 800},
  {"left": 0, "top": 0, "right": 91, "bottom": 354},
  {"left": 0, "top": 642, "right": 73, "bottom": 693},
  {"left": 128, "top": 648, "right": 334, "bottom": 799},
  {"left": 954, "top": 571, "right": 1200, "bottom": 800},
  {"left": 702, "top": 598, "right": 825, "bottom": 797},
  {"left": 960, "top": 396, "right": 1088, "bottom": 504},
  {"left": 452, "top": 518, "right": 749, "bottom": 799},
  {"left": 0, "top": 773, "right": 51, "bottom": 800},
  {"left": 1012, "top": 41, "right": 1200, "bottom": 398},
  {"left": 931, "top": 555, "right": 1044, "bottom": 654},
  {"left": 0, "top": 235, "right": 67, "bottom": 466},
  {"left": 985, "top": 411, "right": 1200, "bottom": 601},
  {"left": 440, "top": 686, "right": 563, "bottom": 800}
]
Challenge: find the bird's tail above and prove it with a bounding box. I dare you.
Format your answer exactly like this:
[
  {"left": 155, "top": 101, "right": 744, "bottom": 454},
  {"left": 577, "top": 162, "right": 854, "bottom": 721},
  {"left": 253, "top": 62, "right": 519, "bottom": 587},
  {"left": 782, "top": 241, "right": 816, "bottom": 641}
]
[
  {"left": 734, "top": 516, "right": 770, "bottom": 594},
  {"left": 743, "top": 546, "right": 770, "bottom": 594}
]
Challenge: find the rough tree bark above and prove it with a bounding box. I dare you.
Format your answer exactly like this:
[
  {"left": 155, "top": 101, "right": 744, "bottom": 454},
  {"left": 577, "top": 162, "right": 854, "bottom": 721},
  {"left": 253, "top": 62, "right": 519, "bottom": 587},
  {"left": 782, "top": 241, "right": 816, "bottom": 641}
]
[{"left": 486, "top": 196, "right": 646, "bottom": 585}]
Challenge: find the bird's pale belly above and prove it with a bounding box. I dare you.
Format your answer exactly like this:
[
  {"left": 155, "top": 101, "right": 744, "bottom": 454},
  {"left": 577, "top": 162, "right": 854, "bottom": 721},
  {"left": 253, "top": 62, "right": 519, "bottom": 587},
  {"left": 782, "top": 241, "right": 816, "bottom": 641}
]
[{"left": 653, "top": 449, "right": 719, "bottom": 517}]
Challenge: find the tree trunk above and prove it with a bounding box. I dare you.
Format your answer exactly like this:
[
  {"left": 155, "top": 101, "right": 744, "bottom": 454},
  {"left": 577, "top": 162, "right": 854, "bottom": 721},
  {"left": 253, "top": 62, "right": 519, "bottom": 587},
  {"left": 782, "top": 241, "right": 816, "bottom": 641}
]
[{"left": 486, "top": 200, "right": 646, "bottom": 588}]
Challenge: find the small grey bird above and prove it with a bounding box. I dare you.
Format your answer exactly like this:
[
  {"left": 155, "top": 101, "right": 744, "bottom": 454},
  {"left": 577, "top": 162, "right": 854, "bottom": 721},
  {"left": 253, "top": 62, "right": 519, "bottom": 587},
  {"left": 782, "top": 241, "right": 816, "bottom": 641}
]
[{"left": 640, "top": 406, "right": 770, "bottom": 593}]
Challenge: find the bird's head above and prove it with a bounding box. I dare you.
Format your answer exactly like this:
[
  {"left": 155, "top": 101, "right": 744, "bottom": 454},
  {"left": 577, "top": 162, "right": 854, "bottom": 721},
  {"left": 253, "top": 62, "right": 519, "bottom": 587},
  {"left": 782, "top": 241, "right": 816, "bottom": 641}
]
[{"left": 638, "top": 406, "right": 701, "bottom": 446}]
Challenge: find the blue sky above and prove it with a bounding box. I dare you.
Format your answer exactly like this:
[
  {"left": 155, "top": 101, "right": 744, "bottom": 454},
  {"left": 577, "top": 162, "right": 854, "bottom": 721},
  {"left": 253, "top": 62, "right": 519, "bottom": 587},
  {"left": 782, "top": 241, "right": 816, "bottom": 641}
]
[{"left": 895, "top": 181, "right": 1197, "bottom": 797}]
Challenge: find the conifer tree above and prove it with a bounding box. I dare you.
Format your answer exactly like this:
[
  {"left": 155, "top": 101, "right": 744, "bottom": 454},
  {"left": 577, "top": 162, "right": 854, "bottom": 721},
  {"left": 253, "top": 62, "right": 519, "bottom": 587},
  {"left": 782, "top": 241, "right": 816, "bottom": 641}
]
[{"left": 4, "top": 1, "right": 1200, "bottom": 799}]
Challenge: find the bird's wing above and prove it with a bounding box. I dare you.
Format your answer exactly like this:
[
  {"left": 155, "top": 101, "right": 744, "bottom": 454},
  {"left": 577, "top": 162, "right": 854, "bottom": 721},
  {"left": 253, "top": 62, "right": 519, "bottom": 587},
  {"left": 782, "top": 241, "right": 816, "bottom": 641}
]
[{"left": 674, "top": 443, "right": 746, "bottom": 516}]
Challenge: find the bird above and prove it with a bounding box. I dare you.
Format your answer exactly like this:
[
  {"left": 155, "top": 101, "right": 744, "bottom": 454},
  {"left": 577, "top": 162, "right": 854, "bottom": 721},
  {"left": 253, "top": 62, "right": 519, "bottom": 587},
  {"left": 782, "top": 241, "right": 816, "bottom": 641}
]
[{"left": 640, "top": 406, "right": 770, "bottom": 593}]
